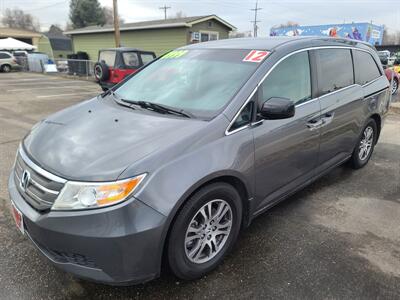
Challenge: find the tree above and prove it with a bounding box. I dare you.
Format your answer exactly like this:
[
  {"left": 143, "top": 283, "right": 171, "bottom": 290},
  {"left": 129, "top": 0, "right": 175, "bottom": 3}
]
[
  {"left": 47, "top": 24, "right": 64, "bottom": 35},
  {"left": 1, "top": 8, "right": 40, "bottom": 31},
  {"left": 170, "top": 11, "right": 187, "bottom": 19},
  {"left": 272, "top": 21, "right": 300, "bottom": 29},
  {"left": 69, "top": 0, "right": 106, "bottom": 29},
  {"left": 102, "top": 6, "right": 124, "bottom": 25}
]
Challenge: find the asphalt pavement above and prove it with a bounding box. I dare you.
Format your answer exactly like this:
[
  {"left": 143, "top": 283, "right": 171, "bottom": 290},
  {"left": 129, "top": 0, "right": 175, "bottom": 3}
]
[{"left": 0, "top": 72, "right": 399, "bottom": 299}]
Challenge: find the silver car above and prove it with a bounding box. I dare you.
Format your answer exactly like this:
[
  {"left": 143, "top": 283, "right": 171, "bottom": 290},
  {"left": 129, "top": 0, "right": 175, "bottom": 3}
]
[
  {"left": 0, "top": 51, "right": 18, "bottom": 72},
  {"left": 8, "top": 37, "right": 390, "bottom": 285}
]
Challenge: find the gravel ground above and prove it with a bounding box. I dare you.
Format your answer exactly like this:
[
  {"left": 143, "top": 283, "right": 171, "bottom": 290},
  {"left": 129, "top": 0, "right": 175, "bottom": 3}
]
[{"left": 0, "top": 72, "right": 399, "bottom": 299}]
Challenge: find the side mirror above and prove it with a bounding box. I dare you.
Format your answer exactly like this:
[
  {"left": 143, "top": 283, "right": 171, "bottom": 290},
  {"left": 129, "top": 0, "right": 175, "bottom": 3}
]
[{"left": 260, "top": 97, "right": 295, "bottom": 120}]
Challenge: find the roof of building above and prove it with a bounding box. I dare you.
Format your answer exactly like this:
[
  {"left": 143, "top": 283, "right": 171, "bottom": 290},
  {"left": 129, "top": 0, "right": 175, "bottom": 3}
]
[
  {"left": 43, "top": 27, "right": 72, "bottom": 51},
  {"left": 181, "top": 36, "right": 374, "bottom": 51},
  {"left": 64, "top": 15, "right": 236, "bottom": 35},
  {"left": 0, "top": 27, "right": 42, "bottom": 38}
]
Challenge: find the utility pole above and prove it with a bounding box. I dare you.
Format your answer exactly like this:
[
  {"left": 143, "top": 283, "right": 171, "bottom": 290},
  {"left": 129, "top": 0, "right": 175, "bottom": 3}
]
[
  {"left": 250, "top": 1, "right": 262, "bottom": 37},
  {"left": 159, "top": 4, "right": 171, "bottom": 20},
  {"left": 113, "top": 0, "right": 121, "bottom": 47}
]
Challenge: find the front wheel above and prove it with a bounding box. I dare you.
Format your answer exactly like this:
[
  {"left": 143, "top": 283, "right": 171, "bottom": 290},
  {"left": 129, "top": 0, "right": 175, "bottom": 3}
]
[
  {"left": 167, "top": 182, "right": 242, "bottom": 280},
  {"left": 349, "top": 118, "right": 377, "bottom": 169},
  {"left": 1, "top": 64, "right": 11, "bottom": 72}
]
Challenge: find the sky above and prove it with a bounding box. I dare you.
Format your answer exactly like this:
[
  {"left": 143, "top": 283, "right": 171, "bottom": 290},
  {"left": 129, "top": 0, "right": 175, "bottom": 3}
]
[{"left": 0, "top": 0, "right": 399, "bottom": 35}]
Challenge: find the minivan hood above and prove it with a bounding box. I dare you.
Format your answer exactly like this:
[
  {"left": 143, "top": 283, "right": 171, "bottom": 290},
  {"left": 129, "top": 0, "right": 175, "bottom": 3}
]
[{"left": 23, "top": 97, "right": 207, "bottom": 181}]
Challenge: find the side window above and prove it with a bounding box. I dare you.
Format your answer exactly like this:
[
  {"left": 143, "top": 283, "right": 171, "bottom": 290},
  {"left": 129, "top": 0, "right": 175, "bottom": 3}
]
[
  {"left": 122, "top": 52, "right": 139, "bottom": 67},
  {"left": 261, "top": 51, "right": 311, "bottom": 105},
  {"left": 353, "top": 50, "right": 381, "bottom": 85},
  {"left": 99, "top": 51, "right": 116, "bottom": 66},
  {"left": 140, "top": 53, "right": 155, "bottom": 65},
  {"left": 230, "top": 102, "right": 253, "bottom": 132},
  {"left": 316, "top": 49, "right": 353, "bottom": 95},
  {"left": 0, "top": 53, "right": 11, "bottom": 59}
]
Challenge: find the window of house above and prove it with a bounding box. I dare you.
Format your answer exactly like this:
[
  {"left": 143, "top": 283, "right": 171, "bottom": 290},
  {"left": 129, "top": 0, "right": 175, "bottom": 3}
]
[
  {"left": 200, "top": 32, "right": 219, "bottom": 42},
  {"left": 353, "top": 50, "right": 381, "bottom": 85},
  {"left": 316, "top": 49, "right": 354, "bottom": 95},
  {"left": 99, "top": 50, "right": 116, "bottom": 66},
  {"left": 260, "top": 51, "right": 312, "bottom": 105}
]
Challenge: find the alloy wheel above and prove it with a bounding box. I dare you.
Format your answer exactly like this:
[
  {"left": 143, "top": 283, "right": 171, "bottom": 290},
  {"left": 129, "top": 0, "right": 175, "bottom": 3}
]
[
  {"left": 184, "top": 199, "right": 233, "bottom": 264},
  {"left": 358, "top": 126, "right": 374, "bottom": 161},
  {"left": 392, "top": 79, "right": 398, "bottom": 95}
]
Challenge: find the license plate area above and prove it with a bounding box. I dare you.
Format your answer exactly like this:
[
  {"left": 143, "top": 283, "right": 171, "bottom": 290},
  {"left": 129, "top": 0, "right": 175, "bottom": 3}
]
[{"left": 11, "top": 201, "right": 24, "bottom": 235}]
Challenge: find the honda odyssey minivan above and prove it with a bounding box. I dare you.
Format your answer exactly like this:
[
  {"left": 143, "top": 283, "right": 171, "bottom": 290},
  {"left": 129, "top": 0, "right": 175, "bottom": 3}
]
[{"left": 8, "top": 37, "right": 390, "bottom": 285}]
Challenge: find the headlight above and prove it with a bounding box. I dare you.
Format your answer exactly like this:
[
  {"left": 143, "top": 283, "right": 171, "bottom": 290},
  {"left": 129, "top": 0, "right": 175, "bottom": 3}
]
[{"left": 52, "top": 174, "right": 146, "bottom": 210}]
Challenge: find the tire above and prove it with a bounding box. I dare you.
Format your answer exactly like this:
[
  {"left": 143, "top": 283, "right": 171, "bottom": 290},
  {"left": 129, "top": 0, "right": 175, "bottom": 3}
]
[
  {"left": 349, "top": 118, "right": 377, "bottom": 169},
  {"left": 1, "top": 64, "right": 11, "bottom": 72},
  {"left": 168, "top": 182, "right": 243, "bottom": 280},
  {"left": 391, "top": 78, "right": 398, "bottom": 95},
  {"left": 93, "top": 62, "right": 109, "bottom": 81}
]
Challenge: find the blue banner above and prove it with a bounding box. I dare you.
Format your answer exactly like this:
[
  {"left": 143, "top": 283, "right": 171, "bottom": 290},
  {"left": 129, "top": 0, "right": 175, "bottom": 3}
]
[{"left": 270, "top": 23, "right": 384, "bottom": 45}]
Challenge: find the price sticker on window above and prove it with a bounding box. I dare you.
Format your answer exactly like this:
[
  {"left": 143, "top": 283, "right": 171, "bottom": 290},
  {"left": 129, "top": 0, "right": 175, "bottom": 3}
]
[{"left": 243, "top": 50, "right": 270, "bottom": 63}]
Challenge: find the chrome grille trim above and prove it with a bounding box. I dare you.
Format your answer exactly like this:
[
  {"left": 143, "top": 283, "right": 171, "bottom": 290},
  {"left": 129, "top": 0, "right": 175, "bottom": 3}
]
[
  {"left": 19, "top": 147, "right": 67, "bottom": 184},
  {"left": 29, "top": 178, "right": 60, "bottom": 195},
  {"left": 15, "top": 146, "right": 66, "bottom": 211},
  {"left": 25, "top": 188, "right": 54, "bottom": 205}
]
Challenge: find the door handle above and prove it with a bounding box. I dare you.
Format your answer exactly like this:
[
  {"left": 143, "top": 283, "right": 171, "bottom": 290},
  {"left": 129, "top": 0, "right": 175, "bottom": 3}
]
[
  {"left": 321, "top": 112, "right": 335, "bottom": 125},
  {"left": 306, "top": 118, "right": 325, "bottom": 130}
]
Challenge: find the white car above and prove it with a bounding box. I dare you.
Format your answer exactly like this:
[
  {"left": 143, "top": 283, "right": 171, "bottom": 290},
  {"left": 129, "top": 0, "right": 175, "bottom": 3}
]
[{"left": 0, "top": 51, "right": 18, "bottom": 72}]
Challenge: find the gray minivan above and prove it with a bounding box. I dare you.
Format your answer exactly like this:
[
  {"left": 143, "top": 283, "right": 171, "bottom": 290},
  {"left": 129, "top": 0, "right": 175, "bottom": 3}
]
[{"left": 8, "top": 37, "right": 390, "bottom": 285}]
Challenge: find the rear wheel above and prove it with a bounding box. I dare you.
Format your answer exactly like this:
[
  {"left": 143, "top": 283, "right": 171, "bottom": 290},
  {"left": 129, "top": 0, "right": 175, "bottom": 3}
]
[
  {"left": 349, "top": 118, "right": 377, "bottom": 169},
  {"left": 168, "top": 182, "right": 242, "bottom": 280},
  {"left": 1, "top": 64, "right": 11, "bottom": 72},
  {"left": 391, "top": 78, "right": 398, "bottom": 95},
  {"left": 94, "top": 62, "right": 109, "bottom": 81}
]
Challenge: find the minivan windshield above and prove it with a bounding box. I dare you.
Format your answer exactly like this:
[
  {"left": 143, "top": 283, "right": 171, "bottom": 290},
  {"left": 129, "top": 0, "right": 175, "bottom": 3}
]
[{"left": 115, "top": 49, "right": 261, "bottom": 119}]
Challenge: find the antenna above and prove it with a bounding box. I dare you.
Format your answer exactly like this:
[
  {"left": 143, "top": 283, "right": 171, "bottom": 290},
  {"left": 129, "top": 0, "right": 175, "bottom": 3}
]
[
  {"left": 159, "top": 4, "right": 171, "bottom": 20},
  {"left": 250, "top": 1, "right": 262, "bottom": 37}
]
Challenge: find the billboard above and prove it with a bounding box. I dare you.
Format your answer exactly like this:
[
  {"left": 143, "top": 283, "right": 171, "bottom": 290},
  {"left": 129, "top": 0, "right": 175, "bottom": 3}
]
[{"left": 270, "top": 23, "right": 384, "bottom": 45}]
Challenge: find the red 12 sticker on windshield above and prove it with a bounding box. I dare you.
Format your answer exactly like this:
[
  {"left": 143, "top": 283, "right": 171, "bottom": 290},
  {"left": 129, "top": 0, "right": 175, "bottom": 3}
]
[{"left": 243, "top": 50, "right": 270, "bottom": 63}]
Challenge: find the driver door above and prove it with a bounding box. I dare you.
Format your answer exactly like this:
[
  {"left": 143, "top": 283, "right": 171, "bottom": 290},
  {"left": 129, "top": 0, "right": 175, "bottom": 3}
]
[{"left": 252, "top": 50, "right": 321, "bottom": 213}]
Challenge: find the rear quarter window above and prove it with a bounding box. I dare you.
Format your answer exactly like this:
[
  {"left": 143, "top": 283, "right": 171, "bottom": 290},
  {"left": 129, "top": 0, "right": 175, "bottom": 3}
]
[
  {"left": 353, "top": 50, "right": 381, "bottom": 85},
  {"left": 316, "top": 49, "right": 354, "bottom": 96},
  {"left": 140, "top": 53, "right": 155, "bottom": 65},
  {"left": 99, "top": 51, "right": 116, "bottom": 66}
]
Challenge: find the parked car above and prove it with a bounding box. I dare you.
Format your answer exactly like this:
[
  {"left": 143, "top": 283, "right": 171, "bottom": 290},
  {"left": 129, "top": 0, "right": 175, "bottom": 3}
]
[
  {"left": 94, "top": 47, "right": 156, "bottom": 91},
  {"left": 9, "top": 37, "right": 390, "bottom": 285},
  {"left": 0, "top": 51, "right": 18, "bottom": 72},
  {"left": 378, "top": 50, "right": 395, "bottom": 66},
  {"left": 384, "top": 68, "right": 399, "bottom": 95}
]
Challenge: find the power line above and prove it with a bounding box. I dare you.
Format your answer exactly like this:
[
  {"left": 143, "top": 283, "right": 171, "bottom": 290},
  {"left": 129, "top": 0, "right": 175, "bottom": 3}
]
[
  {"left": 250, "top": 0, "right": 262, "bottom": 37},
  {"left": 159, "top": 4, "right": 171, "bottom": 20}
]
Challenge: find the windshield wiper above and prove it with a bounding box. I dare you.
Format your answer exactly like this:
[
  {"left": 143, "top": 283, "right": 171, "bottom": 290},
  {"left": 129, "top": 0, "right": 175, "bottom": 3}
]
[
  {"left": 107, "top": 90, "right": 137, "bottom": 110},
  {"left": 129, "top": 100, "right": 193, "bottom": 118}
]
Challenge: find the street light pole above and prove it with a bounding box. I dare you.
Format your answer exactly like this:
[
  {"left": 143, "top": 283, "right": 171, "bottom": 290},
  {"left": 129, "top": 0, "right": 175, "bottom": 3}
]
[
  {"left": 250, "top": 1, "right": 262, "bottom": 37},
  {"left": 159, "top": 5, "right": 171, "bottom": 20},
  {"left": 113, "top": 0, "right": 121, "bottom": 47}
]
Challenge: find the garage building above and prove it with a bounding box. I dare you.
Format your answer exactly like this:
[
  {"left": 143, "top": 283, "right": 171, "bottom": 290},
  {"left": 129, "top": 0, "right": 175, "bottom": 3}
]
[{"left": 65, "top": 15, "right": 236, "bottom": 59}]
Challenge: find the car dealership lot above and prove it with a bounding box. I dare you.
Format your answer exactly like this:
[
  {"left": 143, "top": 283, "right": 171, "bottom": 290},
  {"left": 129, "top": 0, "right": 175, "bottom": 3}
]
[{"left": 0, "top": 72, "right": 399, "bottom": 299}]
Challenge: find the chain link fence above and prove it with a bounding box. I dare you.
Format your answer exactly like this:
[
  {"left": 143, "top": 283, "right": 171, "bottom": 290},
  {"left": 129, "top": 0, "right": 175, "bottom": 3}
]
[{"left": 15, "top": 56, "right": 96, "bottom": 80}]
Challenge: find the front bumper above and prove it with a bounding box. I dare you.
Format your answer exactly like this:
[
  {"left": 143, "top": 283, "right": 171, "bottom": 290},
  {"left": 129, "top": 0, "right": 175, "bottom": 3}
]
[{"left": 8, "top": 172, "right": 167, "bottom": 285}]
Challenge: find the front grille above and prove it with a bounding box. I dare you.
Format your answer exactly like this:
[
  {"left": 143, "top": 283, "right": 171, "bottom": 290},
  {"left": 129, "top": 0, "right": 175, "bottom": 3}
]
[{"left": 14, "top": 148, "right": 66, "bottom": 211}]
